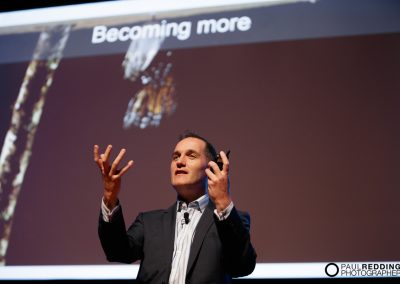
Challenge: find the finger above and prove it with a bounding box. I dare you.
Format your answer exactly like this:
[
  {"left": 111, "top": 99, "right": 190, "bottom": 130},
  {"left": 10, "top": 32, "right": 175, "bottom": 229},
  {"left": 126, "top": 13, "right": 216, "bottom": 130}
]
[
  {"left": 103, "top": 145, "right": 113, "bottom": 163},
  {"left": 93, "top": 145, "right": 100, "bottom": 162},
  {"left": 98, "top": 145, "right": 112, "bottom": 174},
  {"left": 98, "top": 158, "right": 105, "bottom": 175},
  {"left": 116, "top": 160, "right": 134, "bottom": 178},
  {"left": 209, "top": 160, "right": 220, "bottom": 174},
  {"left": 100, "top": 153, "right": 111, "bottom": 174},
  {"left": 207, "top": 161, "right": 220, "bottom": 177},
  {"left": 94, "top": 145, "right": 106, "bottom": 174},
  {"left": 109, "top": 148, "right": 126, "bottom": 176},
  {"left": 205, "top": 168, "right": 217, "bottom": 182},
  {"left": 219, "top": 151, "right": 230, "bottom": 173}
]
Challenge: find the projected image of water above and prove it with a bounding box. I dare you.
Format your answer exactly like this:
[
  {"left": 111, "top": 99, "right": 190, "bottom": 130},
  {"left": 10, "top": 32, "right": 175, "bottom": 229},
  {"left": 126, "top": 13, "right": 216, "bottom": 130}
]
[{"left": 122, "top": 35, "right": 177, "bottom": 129}]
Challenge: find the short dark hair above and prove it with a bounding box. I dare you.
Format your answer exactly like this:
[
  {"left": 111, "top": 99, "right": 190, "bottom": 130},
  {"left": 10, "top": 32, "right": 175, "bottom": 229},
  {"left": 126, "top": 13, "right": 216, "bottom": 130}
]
[{"left": 178, "top": 130, "right": 217, "bottom": 161}]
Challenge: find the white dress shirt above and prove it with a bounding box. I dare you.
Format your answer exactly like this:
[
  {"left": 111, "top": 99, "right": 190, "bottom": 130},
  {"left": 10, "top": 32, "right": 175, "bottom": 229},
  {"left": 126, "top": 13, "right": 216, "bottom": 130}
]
[{"left": 101, "top": 195, "right": 234, "bottom": 284}]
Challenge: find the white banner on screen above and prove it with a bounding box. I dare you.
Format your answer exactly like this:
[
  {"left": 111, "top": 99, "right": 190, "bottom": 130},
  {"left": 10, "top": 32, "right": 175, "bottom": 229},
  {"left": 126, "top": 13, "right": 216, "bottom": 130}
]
[
  {"left": 0, "top": 0, "right": 313, "bottom": 31},
  {"left": 0, "top": 262, "right": 399, "bottom": 280}
]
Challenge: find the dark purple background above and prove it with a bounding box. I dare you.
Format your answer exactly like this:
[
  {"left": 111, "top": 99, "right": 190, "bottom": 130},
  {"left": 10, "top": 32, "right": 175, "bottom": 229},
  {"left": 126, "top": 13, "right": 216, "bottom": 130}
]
[{"left": 1, "top": 32, "right": 400, "bottom": 264}]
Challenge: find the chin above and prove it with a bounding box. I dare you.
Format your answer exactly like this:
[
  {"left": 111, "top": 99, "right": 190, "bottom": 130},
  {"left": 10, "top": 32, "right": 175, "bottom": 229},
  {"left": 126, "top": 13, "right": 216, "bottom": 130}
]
[
  {"left": 172, "top": 181, "right": 189, "bottom": 189},
  {"left": 172, "top": 175, "right": 192, "bottom": 186}
]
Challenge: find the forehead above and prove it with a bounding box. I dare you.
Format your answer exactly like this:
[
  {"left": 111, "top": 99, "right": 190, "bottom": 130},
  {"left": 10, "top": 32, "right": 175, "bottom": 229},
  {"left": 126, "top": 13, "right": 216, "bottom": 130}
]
[{"left": 173, "top": 137, "right": 207, "bottom": 153}]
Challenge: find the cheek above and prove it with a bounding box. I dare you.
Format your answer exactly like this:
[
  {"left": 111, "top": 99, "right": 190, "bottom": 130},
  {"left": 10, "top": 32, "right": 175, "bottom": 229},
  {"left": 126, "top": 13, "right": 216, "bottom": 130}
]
[{"left": 195, "top": 165, "right": 207, "bottom": 178}]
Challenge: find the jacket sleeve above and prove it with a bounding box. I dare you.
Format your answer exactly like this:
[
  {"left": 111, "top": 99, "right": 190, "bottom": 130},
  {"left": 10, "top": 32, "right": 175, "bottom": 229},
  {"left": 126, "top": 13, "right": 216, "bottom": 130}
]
[
  {"left": 214, "top": 206, "right": 257, "bottom": 277},
  {"left": 98, "top": 206, "right": 144, "bottom": 263}
]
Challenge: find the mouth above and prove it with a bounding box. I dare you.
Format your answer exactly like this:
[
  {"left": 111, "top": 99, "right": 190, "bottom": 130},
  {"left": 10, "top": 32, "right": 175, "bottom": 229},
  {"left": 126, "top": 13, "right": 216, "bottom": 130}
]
[{"left": 175, "top": 170, "right": 188, "bottom": 175}]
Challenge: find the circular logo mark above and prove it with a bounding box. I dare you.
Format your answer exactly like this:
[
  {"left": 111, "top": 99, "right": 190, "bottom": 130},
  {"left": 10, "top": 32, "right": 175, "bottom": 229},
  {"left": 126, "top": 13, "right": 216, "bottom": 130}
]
[{"left": 325, "top": 263, "right": 339, "bottom": 277}]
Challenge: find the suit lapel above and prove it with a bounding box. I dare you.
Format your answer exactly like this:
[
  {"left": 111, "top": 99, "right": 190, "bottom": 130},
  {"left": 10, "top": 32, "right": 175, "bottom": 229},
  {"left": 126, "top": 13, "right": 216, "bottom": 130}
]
[
  {"left": 186, "top": 202, "right": 215, "bottom": 274},
  {"left": 162, "top": 203, "right": 177, "bottom": 267}
]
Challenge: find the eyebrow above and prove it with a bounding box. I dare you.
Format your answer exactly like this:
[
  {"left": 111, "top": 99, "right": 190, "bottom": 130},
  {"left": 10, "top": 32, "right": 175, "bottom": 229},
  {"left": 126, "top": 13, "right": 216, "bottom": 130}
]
[
  {"left": 172, "top": 149, "right": 201, "bottom": 157},
  {"left": 186, "top": 149, "right": 200, "bottom": 156}
]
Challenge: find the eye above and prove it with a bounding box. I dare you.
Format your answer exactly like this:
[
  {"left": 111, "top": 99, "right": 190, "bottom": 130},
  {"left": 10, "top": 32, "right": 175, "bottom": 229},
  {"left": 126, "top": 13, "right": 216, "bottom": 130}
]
[
  {"left": 172, "top": 154, "right": 179, "bottom": 161},
  {"left": 188, "top": 153, "right": 197, "bottom": 159}
]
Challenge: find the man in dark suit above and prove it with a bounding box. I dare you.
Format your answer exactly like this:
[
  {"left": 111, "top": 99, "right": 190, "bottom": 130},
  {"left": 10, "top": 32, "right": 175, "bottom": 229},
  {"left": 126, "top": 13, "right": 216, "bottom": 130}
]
[{"left": 95, "top": 132, "right": 256, "bottom": 283}]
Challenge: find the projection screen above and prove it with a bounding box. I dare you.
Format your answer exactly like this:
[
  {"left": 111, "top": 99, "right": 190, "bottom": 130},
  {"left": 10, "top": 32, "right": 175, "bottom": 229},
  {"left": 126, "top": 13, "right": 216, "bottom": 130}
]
[{"left": 0, "top": 0, "right": 400, "bottom": 280}]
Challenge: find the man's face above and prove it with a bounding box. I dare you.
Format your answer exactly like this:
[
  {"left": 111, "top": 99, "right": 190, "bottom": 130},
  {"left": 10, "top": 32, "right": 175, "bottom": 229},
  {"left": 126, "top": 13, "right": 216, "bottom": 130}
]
[{"left": 170, "top": 137, "right": 209, "bottom": 193}]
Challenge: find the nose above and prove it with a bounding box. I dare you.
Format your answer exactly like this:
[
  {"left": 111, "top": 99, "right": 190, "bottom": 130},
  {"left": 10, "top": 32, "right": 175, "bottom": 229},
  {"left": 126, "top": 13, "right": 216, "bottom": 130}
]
[{"left": 176, "top": 156, "right": 186, "bottom": 168}]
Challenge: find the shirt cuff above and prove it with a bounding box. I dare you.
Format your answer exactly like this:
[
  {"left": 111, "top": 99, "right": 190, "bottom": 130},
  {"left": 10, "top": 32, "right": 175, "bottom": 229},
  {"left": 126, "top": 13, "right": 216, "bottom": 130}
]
[
  {"left": 101, "top": 198, "right": 120, "bottom": 222},
  {"left": 213, "top": 201, "right": 234, "bottom": 221}
]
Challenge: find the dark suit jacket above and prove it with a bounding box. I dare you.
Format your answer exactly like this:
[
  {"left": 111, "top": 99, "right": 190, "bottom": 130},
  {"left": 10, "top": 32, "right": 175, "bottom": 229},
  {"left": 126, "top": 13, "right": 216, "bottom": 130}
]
[{"left": 98, "top": 201, "right": 256, "bottom": 284}]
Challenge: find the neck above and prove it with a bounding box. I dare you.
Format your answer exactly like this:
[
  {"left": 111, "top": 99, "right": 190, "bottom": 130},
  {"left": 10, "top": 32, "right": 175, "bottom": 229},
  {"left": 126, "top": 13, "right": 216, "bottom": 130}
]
[{"left": 176, "top": 188, "right": 205, "bottom": 203}]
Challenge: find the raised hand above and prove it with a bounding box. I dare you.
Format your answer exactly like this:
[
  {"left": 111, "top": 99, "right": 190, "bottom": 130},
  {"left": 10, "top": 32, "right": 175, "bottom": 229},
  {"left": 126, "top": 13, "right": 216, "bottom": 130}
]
[
  {"left": 205, "top": 151, "right": 232, "bottom": 212},
  {"left": 94, "top": 144, "right": 134, "bottom": 209}
]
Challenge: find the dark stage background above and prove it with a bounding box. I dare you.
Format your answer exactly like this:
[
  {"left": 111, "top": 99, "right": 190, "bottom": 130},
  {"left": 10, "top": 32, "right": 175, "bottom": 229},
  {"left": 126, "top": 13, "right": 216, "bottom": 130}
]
[{"left": 2, "top": 33, "right": 400, "bottom": 265}]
